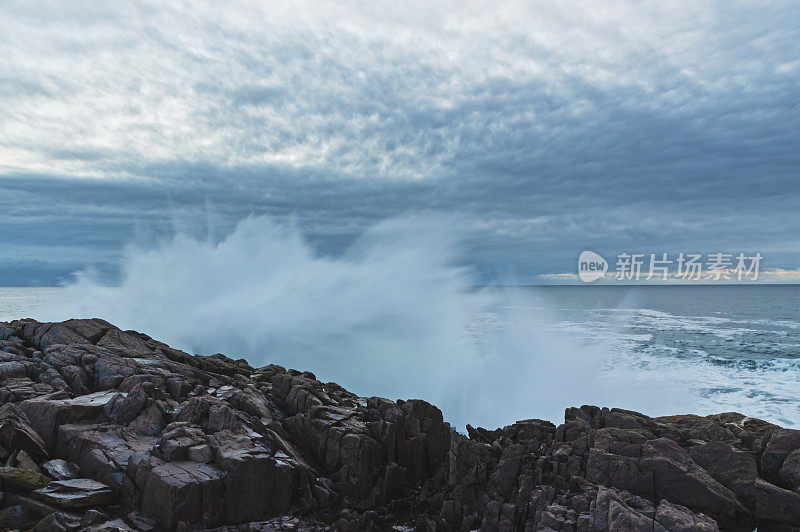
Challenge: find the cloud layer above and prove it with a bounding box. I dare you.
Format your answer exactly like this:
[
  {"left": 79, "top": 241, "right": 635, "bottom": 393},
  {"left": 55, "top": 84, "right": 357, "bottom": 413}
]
[{"left": 1, "top": 1, "right": 798, "bottom": 284}]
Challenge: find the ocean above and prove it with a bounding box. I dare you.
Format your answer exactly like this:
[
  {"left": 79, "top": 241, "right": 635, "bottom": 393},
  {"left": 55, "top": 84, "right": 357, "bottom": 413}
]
[
  {"left": 491, "top": 285, "right": 800, "bottom": 428},
  {"left": 2, "top": 284, "right": 799, "bottom": 430}
]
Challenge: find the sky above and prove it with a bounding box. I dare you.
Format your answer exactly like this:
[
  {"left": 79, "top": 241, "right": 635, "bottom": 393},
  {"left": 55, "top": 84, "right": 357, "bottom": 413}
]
[{"left": 1, "top": 0, "right": 799, "bottom": 285}]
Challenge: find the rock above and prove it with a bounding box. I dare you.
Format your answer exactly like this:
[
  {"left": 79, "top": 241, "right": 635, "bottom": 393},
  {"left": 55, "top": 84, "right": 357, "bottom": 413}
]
[
  {"left": 0, "top": 465, "right": 52, "bottom": 489},
  {"left": 688, "top": 440, "right": 759, "bottom": 510},
  {"left": 134, "top": 458, "right": 226, "bottom": 530},
  {"left": 213, "top": 430, "right": 302, "bottom": 524},
  {"left": 3, "top": 318, "right": 800, "bottom": 530},
  {"left": 33, "top": 511, "right": 82, "bottom": 532},
  {"left": 0, "top": 402, "right": 49, "bottom": 461},
  {"left": 753, "top": 478, "right": 800, "bottom": 524},
  {"left": 60, "top": 318, "right": 114, "bottom": 344},
  {"left": 588, "top": 437, "right": 748, "bottom": 527},
  {"left": 588, "top": 486, "right": 720, "bottom": 531},
  {"left": 31, "top": 322, "right": 94, "bottom": 351},
  {"left": 42, "top": 458, "right": 81, "bottom": 480},
  {"left": 762, "top": 428, "right": 800, "bottom": 482},
  {"left": 20, "top": 390, "right": 121, "bottom": 447},
  {"left": 33, "top": 478, "right": 115, "bottom": 507},
  {"left": 153, "top": 423, "right": 210, "bottom": 461},
  {"left": 52, "top": 423, "right": 153, "bottom": 491},
  {"left": 82, "top": 509, "right": 111, "bottom": 526},
  {"left": 0, "top": 504, "right": 28, "bottom": 529},
  {"left": 187, "top": 442, "right": 214, "bottom": 462},
  {"left": 126, "top": 510, "right": 157, "bottom": 531},
  {"left": 16, "top": 448, "right": 41, "bottom": 472},
  {"left": 3, "top": 492, "right": 61, "bottom": 519},
  {"left": 195, "top": 353, "right": 253, "bottom": 377},
  {"left": 0, "top": 360, "right": 28, "bottom": 379},
  {"left": 84, "top": 518, "right": 134, "bottom": 531},
  {"left": 778, "top": 448, "right": 800, "bottom": 491},
  {"left": 655, "top": 500, "right": 719, "bottom": 530},
  {"left": 104, "top": 386, "right": 148, "bottom": 424}
]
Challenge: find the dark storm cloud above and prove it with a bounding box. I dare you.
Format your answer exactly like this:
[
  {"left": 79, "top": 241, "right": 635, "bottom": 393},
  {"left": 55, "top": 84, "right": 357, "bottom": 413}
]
[{"left": 0, "top": 1, "right": 798, "bottom": 284}]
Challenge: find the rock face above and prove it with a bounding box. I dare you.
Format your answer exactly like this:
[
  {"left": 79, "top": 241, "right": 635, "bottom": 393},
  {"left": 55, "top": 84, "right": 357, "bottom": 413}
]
[{"left": 0, "top": 319, "right": 799, "bottom": 531}]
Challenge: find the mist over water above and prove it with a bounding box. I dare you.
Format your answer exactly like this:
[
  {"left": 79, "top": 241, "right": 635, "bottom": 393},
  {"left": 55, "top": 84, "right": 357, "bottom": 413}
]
[
  {"left": 39, "top": 215, "right": 651, "bottom": 429},
  {"left": 43, "top": 214, "right": 798, "bottom": 430}
]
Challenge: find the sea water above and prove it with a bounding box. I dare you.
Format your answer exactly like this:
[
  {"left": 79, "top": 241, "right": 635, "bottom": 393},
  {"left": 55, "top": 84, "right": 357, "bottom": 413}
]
[{"left": 2, "top": 283, "right": 798, "bottom": 431}]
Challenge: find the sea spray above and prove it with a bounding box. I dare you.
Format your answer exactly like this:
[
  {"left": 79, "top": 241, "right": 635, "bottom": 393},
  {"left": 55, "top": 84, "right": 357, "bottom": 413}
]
[{"left": 43, "top": 214, "right": 661, "bottom": 429}]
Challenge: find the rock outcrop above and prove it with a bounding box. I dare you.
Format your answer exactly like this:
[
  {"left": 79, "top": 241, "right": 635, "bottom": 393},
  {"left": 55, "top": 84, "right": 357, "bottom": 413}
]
[{"left": 1, "top": 318, "right": 799, "bottom": 531}]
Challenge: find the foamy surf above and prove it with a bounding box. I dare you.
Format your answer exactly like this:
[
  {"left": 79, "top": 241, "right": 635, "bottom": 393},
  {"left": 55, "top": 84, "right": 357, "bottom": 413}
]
[{"left": 11, "top": 216, "right": 799, "bottom": 430}]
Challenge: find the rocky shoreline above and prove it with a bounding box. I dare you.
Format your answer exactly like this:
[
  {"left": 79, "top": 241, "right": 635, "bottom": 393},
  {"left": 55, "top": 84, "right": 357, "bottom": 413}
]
[{"left": 0, "top": 319, "right": 799, "bottom": 531}]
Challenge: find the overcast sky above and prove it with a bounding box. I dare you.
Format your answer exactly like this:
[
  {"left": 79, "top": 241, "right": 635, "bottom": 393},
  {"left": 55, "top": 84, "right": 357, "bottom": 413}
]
[{"left": 1, "top": 1, "right": 798, "bottom": 285}]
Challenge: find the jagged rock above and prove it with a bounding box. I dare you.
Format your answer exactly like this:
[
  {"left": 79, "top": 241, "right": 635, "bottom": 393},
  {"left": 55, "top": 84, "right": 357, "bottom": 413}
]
[
  {"left": 0, "top": 465, "right": 52, "bottom": 489},
  {"left": 0, "top": 402, "right": 49, "bottom": 461},
  {"left": 133, "top": 456, "right": 226, "bottom": 529},
  {"left": 585, "top": 486, "right": 719, "bottom": 531},
  {"left": 32, "top": 511, "right": 82, "bottom": 532},
  {"left": 3, "top": 492, "right": 61, "bottom": 520},
  {"left": 587, "top": 435, "right": 749, "bottom": 527},
  {"left": 31, "top": 322, "right": 96, "bottom": 351},
  {"left": 688, "top": 440, "right": 759, "bottom": 509},
  {"left": 588, "top": 487, "right": 655, "bottom": 530},
  {"left": 763, "top": 428, "right": 800, "bottom": 482},
  {"left": 83, "top": 509, "right": 111, "bottom": 526},
  {"left": 655, "top": 500, "right": 719, "bottom": 531},
  {"left": 42, "top": 458, "right": 81, "bottom": 480},
  {"left": 0, "top": 504, "right": 28, "bottom": 529},
  {"left": 0, "top": 360, "right": 28, "bottom": 379},
  {"left": 104, "top": 385, "right": 148, "bottom": 425},
  {"left": 15, "top": 448, "right": 42, "bottom": 472},
  {"left": 1, "top": 319, "right": 799, "bottom": 531},
  {"left": 32, "top": 478, "right": 115, "bottom": 507},
  {"left": 84, "top": 518, "right": 134, "bottom": 531},
  {"left": 778, "top": 448, "right": 800, "bottom": 491},
  {"left": 197, "top": 515, "right": 334, "bottom": 531},
  {"left": 53, "top": 422, "right": 155, "bottom": 492},
  {"left": 153, "top": 423, "right": 211, "bottom": 461},
  {"left": 126, "top": 510, "right": 158, "bottom": 531},
  {"left": 195, "top": 354, "right": 254, "bottom": 377},
  {"left": 20, "top": 390, "right": 121, "bottom": 447},
  {"left": 753, "top": 478, "right": 800, "bottom": 524}
]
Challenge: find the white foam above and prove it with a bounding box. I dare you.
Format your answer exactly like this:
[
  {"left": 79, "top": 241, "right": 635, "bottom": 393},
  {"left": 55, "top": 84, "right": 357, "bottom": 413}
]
[
  {"left": 31, "top": 216, "right": 800, "bottom": 430},
  {"left": 40, "top": 215, "right": 624, "bottom": 429}
]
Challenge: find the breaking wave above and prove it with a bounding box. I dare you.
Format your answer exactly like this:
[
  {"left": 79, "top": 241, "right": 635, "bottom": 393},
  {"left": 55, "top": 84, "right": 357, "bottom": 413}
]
[
  {"left": 41, "top": 215, "right": 638, "bottom": 429},
  {"left": 45, "top": 214, "right": 789, "bottom": 429}
]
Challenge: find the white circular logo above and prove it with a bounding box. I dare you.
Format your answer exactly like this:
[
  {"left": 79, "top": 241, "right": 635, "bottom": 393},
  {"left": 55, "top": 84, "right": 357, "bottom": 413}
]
[{"left": 578, "top": 251, "right": 607, "bottom": 282}]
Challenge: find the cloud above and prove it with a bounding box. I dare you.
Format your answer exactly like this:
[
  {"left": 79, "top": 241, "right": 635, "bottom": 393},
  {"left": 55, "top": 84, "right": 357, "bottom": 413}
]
[{"left": 0, "top": 1, "right": 799, "bottom": 283}]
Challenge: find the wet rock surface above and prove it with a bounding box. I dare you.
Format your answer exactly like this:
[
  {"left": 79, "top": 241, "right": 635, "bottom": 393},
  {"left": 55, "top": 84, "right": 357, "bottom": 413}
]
[{"left": 0, "top": 319, "right": 798, "bottom": 530}]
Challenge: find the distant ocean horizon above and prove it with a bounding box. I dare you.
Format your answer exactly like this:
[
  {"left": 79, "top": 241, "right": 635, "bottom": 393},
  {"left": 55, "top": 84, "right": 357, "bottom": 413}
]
[{"left": 2, "top": 284, "right": 799, "bottom": 430}]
